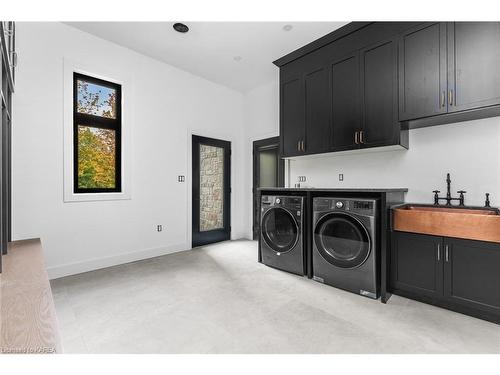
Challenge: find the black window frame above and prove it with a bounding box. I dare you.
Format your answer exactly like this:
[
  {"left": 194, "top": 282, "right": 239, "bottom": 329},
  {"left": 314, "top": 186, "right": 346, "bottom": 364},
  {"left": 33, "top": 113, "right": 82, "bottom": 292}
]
[{"left": 73, "top": 72, "right": 122, "bottom": 194}]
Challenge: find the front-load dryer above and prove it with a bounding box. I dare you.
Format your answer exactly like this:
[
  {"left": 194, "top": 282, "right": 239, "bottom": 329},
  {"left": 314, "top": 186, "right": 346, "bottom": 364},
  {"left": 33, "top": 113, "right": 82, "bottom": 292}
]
[
  {"left": 312, "top": 197, "right": 379, "bottom": 298},
  {"left": 260, "top": 195, "right": 304, "bottom": 275}
]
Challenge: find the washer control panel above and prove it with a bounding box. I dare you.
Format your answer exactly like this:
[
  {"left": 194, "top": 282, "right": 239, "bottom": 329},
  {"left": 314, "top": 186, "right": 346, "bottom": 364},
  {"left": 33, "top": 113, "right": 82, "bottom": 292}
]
[{"left": 261, "top": 195, "right": 304, "bottom": 211}]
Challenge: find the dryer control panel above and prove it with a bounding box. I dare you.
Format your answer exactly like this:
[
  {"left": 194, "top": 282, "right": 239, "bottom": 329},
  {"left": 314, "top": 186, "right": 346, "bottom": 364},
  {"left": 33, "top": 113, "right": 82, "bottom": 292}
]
[{"left": 313, "top": 197, "right": 377, "bottom": 217}]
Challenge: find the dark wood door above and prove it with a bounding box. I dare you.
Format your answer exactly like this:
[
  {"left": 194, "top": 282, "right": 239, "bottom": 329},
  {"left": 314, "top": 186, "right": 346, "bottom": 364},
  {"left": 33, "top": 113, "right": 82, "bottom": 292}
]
[
  {"left": 443, "top": 238, "right": 500, "bottom": 316},
  {"left": 252, "top": 137, "right": 284, "bottom": 240},
  {"left": 392, "top": 232, "right": 444, "bottom": 298},
  {"left": 304, "top": 66, "right": 330, "bottom": 154},
  {"left": 331, "top": 52, "right": 360, "bottom": 151},
  {"left": 448, "top": 22, "right": 500, "bottom": 113},
  {"left": 192, "top": 135, "right": 231, "bottom": 248},
  {"left": 360, "top": 38, "right": 399, "bottom": 148},
  {"left": 280, "top": 77, "right": 304, "bottom": 157},
  {"left": 399, "top": 22, "right": 448, "bottom": 121}
]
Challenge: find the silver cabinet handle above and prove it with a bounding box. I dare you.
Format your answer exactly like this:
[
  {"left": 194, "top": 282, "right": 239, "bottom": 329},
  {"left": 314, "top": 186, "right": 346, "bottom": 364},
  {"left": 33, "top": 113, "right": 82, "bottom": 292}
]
[
  {"left": 437, "top": 243, "right": 441, "bottom": 261},
  {"left": 360, "top": 130, "right": 365, "bottom": 144},
  {"left": 301, "top": 140, "right": 305, "bottom": 152},
  {"left": 354, "top": 131, "right": 359, "bottom": 145},
  {"left": 445, "top": 244, "right": 450, "bottom": 262},
  {"left": 441, "top": 91, "right": 446, "bottom": 108},
  {"left": 297, "top": 141, "right": 300, "bottom": 151},
  {"left": 448, "top": 90, "right": 453, "bottom": 106}
]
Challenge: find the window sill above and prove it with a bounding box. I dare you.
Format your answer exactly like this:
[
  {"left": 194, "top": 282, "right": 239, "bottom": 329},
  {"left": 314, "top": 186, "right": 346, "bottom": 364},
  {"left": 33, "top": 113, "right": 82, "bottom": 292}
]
[{"left": 64, "top": 191, "right": 131, "bottom": 203}]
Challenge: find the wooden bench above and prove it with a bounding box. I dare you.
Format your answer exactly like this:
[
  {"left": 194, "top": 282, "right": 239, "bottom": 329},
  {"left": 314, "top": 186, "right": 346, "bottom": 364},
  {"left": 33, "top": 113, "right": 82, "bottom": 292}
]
[{"left": 1, "top": 239, "right": 61, "bottom": 354}]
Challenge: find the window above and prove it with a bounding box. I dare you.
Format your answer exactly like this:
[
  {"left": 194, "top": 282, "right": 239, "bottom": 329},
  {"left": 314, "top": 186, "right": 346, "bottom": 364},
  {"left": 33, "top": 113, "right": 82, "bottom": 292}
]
[{"left": 73, "top": 72, "right": 121, "bottom": 193}]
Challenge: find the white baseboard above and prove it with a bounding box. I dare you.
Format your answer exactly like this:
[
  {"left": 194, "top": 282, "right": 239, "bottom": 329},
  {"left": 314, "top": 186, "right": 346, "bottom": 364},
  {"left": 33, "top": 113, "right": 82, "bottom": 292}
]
[{"left": 47, "top": 242, "right": 189, "bottom": 280}]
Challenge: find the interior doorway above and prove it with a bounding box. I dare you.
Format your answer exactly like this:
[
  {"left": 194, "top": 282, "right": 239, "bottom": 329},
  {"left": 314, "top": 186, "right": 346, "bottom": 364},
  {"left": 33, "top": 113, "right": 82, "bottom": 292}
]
[
  {"left": 192, "top": 135, "right": 231, "bottom": 247},
  {"left": 252, "top": 137, "right": 284, "bottom": 240}
]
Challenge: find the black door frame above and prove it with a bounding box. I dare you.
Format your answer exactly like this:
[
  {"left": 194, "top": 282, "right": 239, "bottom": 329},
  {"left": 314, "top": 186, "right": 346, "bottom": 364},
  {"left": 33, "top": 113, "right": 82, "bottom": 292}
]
[
  {"left": 192, "top": 135, "right": 231, "bottom": 248},
  {"left": 252, "top": 136, "right": 284, "bottom": 240}
]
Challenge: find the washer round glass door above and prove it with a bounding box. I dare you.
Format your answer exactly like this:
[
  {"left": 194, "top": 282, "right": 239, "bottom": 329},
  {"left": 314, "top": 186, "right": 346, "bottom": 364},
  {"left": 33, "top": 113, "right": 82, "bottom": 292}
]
[
  {"left": 261, "top": 207, "right": 298, "bottom": 253},
  {"left": 314, "top": 213, "right": 370, "bottom": 268}
]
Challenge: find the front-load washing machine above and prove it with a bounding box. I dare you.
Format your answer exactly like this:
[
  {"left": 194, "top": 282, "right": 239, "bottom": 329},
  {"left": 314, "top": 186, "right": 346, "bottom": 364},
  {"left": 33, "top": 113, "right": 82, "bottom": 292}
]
[
  {"left": 260, "top": 195, "right": 305, "bottom": 275},
  {"left": 312, "top": 197, "right": 379, "bottom": 298}
]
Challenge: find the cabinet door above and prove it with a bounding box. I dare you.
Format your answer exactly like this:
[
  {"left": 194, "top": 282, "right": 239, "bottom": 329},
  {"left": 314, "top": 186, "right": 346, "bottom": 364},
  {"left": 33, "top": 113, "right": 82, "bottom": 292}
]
[
  {"left": 392, "top": 232, "right": 443, "bottom": 298},
  {"left": 304, "top": 66, "right": 331, "bottom": 154},
  {"left": 448, "top": 22, "right": 500, "bottom": 113},
  {"left": 399, "top": 23, "right": 448, "bottom": 120},
  {"left": 360, "top": 38, "right": 399, "bottom": 148},
  {"left": 331, "top": 52, "right": 360, "bottom": 151},
  {"left": 280, "top": 77, "right": 304, "bottom": 157},
  {"left": 443, "top": 238, "right": 500, "bottom": 315}
]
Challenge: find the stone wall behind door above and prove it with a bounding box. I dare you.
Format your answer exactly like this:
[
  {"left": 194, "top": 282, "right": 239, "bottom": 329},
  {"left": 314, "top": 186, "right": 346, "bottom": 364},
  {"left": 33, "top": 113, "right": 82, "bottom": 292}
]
[{"left": 199, "top": 144, "right": 224, "bottom": 231}]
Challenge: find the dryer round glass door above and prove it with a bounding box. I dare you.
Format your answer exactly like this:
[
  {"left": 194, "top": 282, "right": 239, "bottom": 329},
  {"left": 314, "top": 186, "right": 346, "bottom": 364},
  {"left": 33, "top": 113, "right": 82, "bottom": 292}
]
[
  {"left": 261, "top": 207, "right": 299, "bottom": 253},
  {"left": 314, "top": 213, "right": 370, "bottom": 268}
]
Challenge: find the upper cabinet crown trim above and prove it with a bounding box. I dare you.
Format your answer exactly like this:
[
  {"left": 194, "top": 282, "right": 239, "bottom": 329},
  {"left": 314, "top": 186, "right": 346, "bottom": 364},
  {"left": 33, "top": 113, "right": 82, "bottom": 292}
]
[{"left": 273, "top": 22, "right": 373, "bottom": 67}]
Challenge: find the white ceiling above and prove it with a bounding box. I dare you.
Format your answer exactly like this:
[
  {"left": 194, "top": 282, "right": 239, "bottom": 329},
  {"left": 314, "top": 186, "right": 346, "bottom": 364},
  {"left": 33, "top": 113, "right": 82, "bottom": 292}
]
[{"left": 65, "top": 22, "right": 347, "bottom": 92}]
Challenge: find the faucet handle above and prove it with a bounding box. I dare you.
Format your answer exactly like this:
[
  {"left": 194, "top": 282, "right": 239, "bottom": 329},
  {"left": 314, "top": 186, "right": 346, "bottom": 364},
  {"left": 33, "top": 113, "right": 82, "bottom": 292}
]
[
  {"left": 433, "top": 190, "right": 440, "bottom": 205},
  {"left": 457, "top": 190, "right": 466, "bottom": 206},
  {"left": 485, "top": 193, "right": 491, "bottom": 208}
]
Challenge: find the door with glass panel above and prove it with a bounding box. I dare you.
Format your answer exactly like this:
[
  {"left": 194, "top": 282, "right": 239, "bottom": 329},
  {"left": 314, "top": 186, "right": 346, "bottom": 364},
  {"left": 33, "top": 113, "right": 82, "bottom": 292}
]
[
  {"left": 252, "top": 137, "right": 284, "bottom": 240},
  {"left": 192, "top": 135, "right": 231, "bottom": 247}
]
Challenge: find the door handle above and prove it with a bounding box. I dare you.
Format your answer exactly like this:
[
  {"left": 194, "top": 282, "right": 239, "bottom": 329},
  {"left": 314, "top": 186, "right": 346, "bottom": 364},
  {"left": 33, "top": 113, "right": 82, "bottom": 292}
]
[
  {"left": 441, "top": 91, "right": 446, "bottom": 108},
  {"left": 445, "top": 244, "right": 450, "bottom": 262},
  {"left": 297, "top": 141, "right": 300, "bottom": 151},
  {"left": 448, "top": 90, "right": 453, "bottom": 106},
  {"left": 301, "top": 140, "right": 305, "bottom": 152},
  {"left": 360, "top": 130, "right": 365, "bottom": 144},
  {"left": 354, "top": 131, "right": 359, "bottom": 145},
  {"left": 437, "top": 243, "right": 441, "bottom": 261}
]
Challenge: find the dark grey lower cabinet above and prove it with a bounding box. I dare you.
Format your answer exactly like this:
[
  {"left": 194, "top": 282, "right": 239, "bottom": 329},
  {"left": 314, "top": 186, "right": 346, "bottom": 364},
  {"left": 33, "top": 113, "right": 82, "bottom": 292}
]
[
  {"left": 444, "top": 238, "right": 500, "bottom": 316},
  {"left": 391, "top": 231, "right": 500, "bottom": 324},
  {"left": 392, "top": 232, "right": 443, "bottom": 298}
]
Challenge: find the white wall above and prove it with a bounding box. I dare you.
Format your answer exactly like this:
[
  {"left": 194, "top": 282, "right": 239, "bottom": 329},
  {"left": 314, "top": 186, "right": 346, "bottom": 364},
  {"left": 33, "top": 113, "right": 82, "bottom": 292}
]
[
  {"left": 242, "top": 80, "right": 280, "bottom": 238},
  {"left": 289, "top": 119, "right": 500, "bottom": 205},
  {"left": 243, "top": 75, "right": 500, "bottom": 237},
  {"left": 13, "top": 22, "right": 246, "bottom": 278}
]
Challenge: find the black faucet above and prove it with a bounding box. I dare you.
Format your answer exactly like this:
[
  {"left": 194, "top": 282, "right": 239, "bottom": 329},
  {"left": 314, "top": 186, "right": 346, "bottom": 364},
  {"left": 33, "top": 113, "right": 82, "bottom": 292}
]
[{"left": 433, "top": 173, "right": 466, "bottom": 206}]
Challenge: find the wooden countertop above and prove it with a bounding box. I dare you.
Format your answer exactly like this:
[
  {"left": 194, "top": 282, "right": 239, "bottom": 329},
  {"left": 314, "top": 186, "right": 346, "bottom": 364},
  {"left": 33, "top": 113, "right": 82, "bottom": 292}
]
[{"left": 1, "top": 239, "right": 61, "bottom": 354}]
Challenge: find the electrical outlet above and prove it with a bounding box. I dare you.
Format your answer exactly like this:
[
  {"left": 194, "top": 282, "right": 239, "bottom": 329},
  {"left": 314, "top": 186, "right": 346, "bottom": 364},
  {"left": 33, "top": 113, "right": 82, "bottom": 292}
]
[
  {"left": 178, "top": 175, "right": 185, "bottom": 182},
  {"left": 339, "top": 174, "right": 344, "bottom": 182},
  {"left": 157, "top": 225, "right": 163, "bottom": 232},
  {"left": 298, "top": 176, "right": 306, "bottom": 182}
]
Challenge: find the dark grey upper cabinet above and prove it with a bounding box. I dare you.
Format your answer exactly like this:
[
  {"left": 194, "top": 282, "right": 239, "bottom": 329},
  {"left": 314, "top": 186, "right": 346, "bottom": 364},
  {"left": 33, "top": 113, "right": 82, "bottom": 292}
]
[
  {"left": 399, "top": 22, "right": 500, "bottom": 123},
  {"left": 280, "top": 77, "right": 304, "bottom": 157},
  {"left": 448, "top": 22, "right": 500, "bottom": 113},
  {"left": 304, "top": 66, "right": 331, "bottom": 154},
  {"left": 399, "top": 23, "right": 448, "bottom": 120},
  {"left": 443, "top": 238, "right": 500, "bottom": 316},
  {"left": 360, "top": 38, "right": 399, "bottom": 148},
  {"left": 331, "top": 52, "right": 360, "bottom": 151},
  {"left": 278, "top": 22, "right": 500, "bottom": 158}
]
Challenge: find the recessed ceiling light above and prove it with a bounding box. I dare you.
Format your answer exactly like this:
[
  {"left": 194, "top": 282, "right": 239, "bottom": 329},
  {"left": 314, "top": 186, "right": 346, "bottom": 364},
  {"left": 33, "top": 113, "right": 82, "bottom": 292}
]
[
  {"left": 233, "top": 56, "right": 242, "bottom": 62},
  {"left": 283, "top": 24, "right": 293, "bottom": 32},
  {"left": 173, "top": 23, "right": 189, "bottom": 33}
]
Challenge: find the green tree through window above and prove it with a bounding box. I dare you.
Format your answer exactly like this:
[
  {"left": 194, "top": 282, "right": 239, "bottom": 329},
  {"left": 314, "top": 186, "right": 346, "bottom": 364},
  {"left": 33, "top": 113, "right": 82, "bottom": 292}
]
[{"left": 74, "top": 73, "right": 121, "bottom": 193}]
